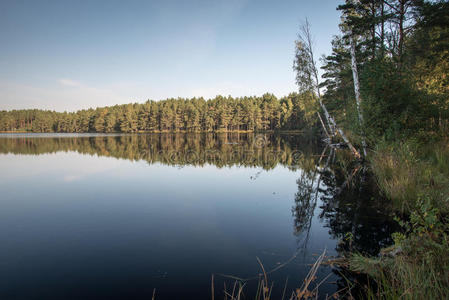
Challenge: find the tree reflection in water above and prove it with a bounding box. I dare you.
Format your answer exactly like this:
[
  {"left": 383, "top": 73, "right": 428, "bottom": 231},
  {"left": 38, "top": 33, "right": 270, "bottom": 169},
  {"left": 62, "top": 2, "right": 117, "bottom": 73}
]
[
  {"left": 1, "top": 132, "right": 397, "bottom": 257},
  {"left": 290, "top": 143, "right": 399, "bottom": 296},
  {"left": 292, "top": 144, "right": 397, "bottom": 256},
  {"left": 0, "top": 133, "right": 321, "bottom": 171},
  {"left": 1, "top": 132, "right": 398, "bottom": 293}
]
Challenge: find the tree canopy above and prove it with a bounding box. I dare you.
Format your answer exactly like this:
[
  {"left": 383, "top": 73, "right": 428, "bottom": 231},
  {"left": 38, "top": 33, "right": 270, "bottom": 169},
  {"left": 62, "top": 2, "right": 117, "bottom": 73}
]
[
  {"left": 314, "top": 0, "right": 449, "bottom": 143},
  {"left": 0, "top": 93, "right": 316, "bottom": 133}
]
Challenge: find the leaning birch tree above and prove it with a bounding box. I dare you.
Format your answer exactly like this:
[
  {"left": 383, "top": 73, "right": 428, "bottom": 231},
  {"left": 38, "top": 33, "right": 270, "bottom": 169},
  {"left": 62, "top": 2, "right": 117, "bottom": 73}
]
[{"left": 294, "top": 19, "right": 361, "bottom": 159}]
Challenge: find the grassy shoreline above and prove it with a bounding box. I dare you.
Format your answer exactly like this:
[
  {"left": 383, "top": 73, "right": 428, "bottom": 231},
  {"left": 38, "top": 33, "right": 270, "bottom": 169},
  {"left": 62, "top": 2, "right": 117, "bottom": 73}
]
[{"left": 344, "top": 137, "right": 449, "bottom": 299}]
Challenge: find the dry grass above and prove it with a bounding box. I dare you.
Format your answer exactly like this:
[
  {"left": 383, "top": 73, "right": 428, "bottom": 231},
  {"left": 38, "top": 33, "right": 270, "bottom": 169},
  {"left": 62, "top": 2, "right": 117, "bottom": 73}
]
[{"left": 212, "top": 250, "right": 347, "bottom": 300}]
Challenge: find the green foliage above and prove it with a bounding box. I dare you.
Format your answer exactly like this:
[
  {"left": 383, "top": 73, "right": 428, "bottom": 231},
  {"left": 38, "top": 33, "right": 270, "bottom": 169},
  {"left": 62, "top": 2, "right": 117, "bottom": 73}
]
[
  {"left": 319, "top": 0, "right": 449, "bottom": 144},
  {"left": 292, "top": 1, "right": 449, "bottom": 298},
  {"left": 360, "top": 60, "right": 424, "bottom": 140},
  {"left": 293, "top": 40, "right": 315, "bottom": 94},
  {"left": 0, "top": 93, "right": 318, "bottom": 133},
  {"left": 352, "top": 142, "right": 449, "bottom": 299},
  {"left": 352, "top": 196, "right": 449, "bottom": 300}
]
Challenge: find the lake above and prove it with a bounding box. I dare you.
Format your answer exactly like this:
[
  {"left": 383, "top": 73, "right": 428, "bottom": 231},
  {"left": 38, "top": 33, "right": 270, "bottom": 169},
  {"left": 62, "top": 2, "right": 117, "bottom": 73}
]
[{"left": 0, "top": 133, "right": 396, "bottom": 299}]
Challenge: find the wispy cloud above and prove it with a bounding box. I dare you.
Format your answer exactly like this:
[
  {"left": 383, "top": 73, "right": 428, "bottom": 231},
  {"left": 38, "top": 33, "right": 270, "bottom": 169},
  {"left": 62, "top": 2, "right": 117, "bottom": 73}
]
[
  {"left": 58, "top": 78, "right": 82, "bottom": 87},
  {"left": 63, "top": 174, "right": 83, "bottom": 182}
]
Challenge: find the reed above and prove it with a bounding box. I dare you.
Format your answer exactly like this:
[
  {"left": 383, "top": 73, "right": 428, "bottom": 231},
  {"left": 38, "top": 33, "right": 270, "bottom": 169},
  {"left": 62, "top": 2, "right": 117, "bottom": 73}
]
[{"left": 213, "top": 250, "right": 345, "bottom": 300}]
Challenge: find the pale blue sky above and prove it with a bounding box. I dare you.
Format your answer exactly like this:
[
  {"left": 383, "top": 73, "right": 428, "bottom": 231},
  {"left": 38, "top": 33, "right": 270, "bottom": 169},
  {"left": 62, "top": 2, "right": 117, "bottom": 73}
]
[{"left": 0, "top": 0, "right": 344, "bottom": 112}]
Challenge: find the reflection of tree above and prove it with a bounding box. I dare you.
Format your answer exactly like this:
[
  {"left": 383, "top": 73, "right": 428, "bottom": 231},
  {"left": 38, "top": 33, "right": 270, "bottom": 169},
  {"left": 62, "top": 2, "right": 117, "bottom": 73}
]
[
  {"left": 0, "top": 133, "right": 322, "bottom": 170},
  {"left": 319, "top": 177, "right": 398, "bottom": 256},
  {"left": 2, "top": 133, "right": 398, "bottom": 255},
  {"left": 291, "top": 147, "right": 398, "bottom": 256},
  {"left": 289, "top": 147, "right": 399, "bottom": 297},
  {"left": 292, "top": 147, "right": 332, "bottom": 247},
  {"left": 292, "top": 147, "right": 334, "bottom": 249}
]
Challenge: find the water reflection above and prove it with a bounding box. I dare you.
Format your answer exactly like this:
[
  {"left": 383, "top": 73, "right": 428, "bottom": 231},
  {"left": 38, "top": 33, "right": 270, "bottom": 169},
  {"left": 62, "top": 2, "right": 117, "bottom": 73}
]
[
  {"left": 290, "top": 145, "right": 398, "bottom": 298},
  {"left": 0, "top": 133, "right": 321, "bottom": 170},
  {"left": 0, "top": 133, "right": 396, "bottom": 299},
  {"left": 1, "top": 133, "right": 397, "bottom": 256},
  {"left": 291, "top": 146, "right": 397, "bottom": 256}
]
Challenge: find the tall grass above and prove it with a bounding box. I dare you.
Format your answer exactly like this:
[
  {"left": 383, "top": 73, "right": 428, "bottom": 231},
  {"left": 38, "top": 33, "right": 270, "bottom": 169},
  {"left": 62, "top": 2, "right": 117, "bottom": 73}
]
[
  {"left": 350, "top": 245, "right": 449, "bottom": 300},
  {"left": 349, "top": 137, "right": 449, "bottom": 299},
  {"left": 370, "top": 138, "right": 449, "bottom": 213}
]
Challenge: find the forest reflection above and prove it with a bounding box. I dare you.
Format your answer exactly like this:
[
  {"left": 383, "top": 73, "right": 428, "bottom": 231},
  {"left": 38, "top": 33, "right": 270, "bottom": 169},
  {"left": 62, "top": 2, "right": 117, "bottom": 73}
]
[
  {"left": 0, "top": 133, "right": 323, "bottom": 171},
  {"left": 0, "top": 133, "right": 396, "bottom": 258},
  {"left": 292, "top": 146, "right": 397, "bottom": 257}
]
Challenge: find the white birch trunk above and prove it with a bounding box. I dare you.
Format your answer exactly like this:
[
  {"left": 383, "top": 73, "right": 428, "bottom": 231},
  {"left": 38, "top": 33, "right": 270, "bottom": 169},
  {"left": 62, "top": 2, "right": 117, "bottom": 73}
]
[
  {"left": 350, "top": 36, "right": 367, "bottom": 157},
  {"left": 318, "top": 98, "right": 361, "bottom": 159},
  {"left": 298, "top": 19, "right": 361, "bottom": 159},
  {"left": 314, "top": 75, "right": 336, "bottom": 137},
  {"left": 317, "top": 112, "right": 330, "bottom": 139},
  {"left": 302, "top": 19, "right": 336, "bottom": 137}
]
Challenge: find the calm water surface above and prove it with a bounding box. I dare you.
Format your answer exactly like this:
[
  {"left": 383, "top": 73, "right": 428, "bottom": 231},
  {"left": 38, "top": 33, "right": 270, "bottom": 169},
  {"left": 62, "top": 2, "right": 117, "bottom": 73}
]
[{"left": 0, "top": 133, "right": 395, "bottom": 299}]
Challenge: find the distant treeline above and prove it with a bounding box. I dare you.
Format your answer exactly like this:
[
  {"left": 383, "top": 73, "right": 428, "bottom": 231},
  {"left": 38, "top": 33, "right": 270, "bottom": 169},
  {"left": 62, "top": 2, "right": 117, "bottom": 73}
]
[{"left": 0, "top": 93, "right": 316, "bottom": 133}]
